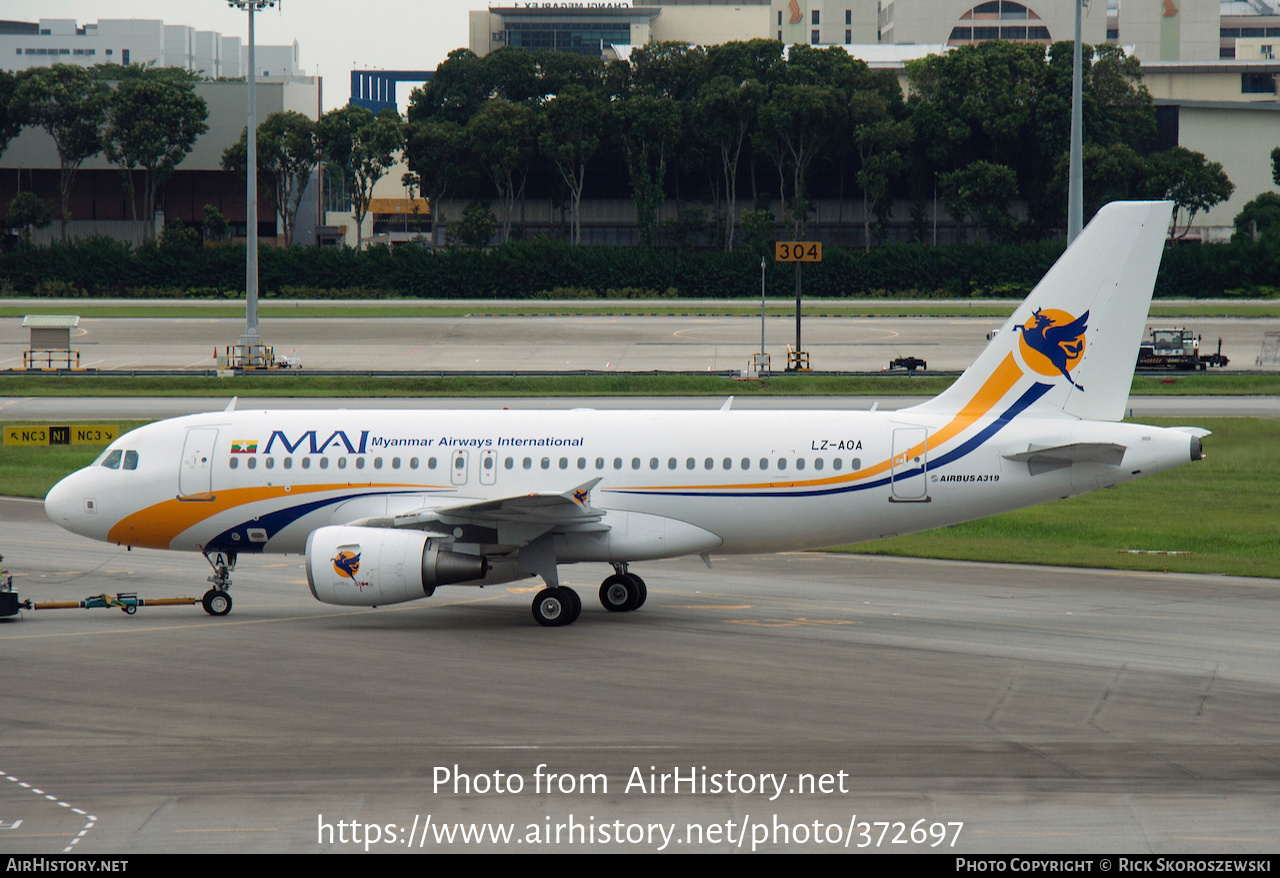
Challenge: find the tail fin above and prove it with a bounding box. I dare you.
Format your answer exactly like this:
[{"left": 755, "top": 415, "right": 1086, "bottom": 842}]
[{"left": 907, "top": 200, "right": 1172, "bottom": 423}]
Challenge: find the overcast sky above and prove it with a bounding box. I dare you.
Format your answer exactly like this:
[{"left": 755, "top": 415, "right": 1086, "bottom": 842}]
[{"left": 13, "top": 0, "right": 475, "bottom": 111}]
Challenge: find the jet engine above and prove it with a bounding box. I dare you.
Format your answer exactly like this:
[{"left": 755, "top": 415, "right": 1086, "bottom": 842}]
[{"left": 306, "top": 525, "right": 488, "bottom": 606}]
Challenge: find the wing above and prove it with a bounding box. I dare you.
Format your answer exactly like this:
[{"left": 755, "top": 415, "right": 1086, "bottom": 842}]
[{"left": 350, "top": 478, "right": 608, "bottom": 547}]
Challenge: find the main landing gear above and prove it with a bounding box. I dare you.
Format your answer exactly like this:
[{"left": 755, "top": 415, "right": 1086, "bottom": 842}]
[
  {"left": 201, "top": 551, "right": 235, "bottom": 617},
  {"left": 530, "top": 564, "right": 646, "bottom": 627}
]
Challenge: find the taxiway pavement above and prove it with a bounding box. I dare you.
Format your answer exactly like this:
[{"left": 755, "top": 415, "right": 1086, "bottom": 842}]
[{"left": 1, "top": 497, "right": 1276, "bottom": 853}]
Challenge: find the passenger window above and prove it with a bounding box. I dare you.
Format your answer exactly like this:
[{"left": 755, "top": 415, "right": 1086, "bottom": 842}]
[
  {"left": 723, "top": 458, "right": 732, "bottom": 470},
  {"left": 266, "top": 457, "right": 275, "bottom": 469},
  {"left": 851, "top": 458, "right": 861, "bottom": 470},
  {"left": 320, "top": 458, "right": 330, "bottom": 469},
  {"left": 337, "top": 458, "right": 346, "bottom": 469},
  {"left": 356, "top": 457, "right": 365, "bottom": 469},
  {"left": 101, "top": 450, "right": 123, "bottom": 469},
  {"left": 796, "top": 458, "right": 805, "bottom": 470},
  {"left": 373, "top": 457, "right": 382, "bottom": 469},
  {"left": 595, "top": 457, "right": 604, "bottom": 469},
  {"left": 410, "top": 457, "right": 419, "bottom": 469},
  {"left": 523, "top": 457, "right": 532, "bottom": 470},
  {"left": 122, "top": 450, "right": 138, "bottom": 470},
  {"left": 541, "top": 457, "right": 551, "bottom": 470},
  {"left": 667, "top": 458, "right": 676, "bottom": 470},
  {"left": 302, "top": 457, "right": 311, "bottom": 469},
  {"left": 454, "top": 457, "right": 464, "bottom": 470},
  {"left": 578, "top": 457, "right": 586, "bottom": 470},
  {"left": 704, "top": 458, "right": 713, "bottom": 470},
  {"left": 559, "top": 457, "right": 568, "bottom": 470},
  {"left": 392, "top": 457, "right": 400, "bottom": 469},
  {"left": 483, "top": 456, "right": 494, "bottom": 471},
  {"left": 833, "top": 459, "right": 842, "bottom": 471},
  {"left": 428, "top": 457, "right": 438, "bottom": 469},
  {"left": 650, "top": 458, "right": 659, "bottom": 470},
  {"left": 759, "top": 458, "right": 768, "bottom": 470},
  {"left": 614, "top": 458, "right": 623, "bottom": 469},
  {"left": 778, "top": 458, "right": 787, "bottom": 471},
  {"left": 632, "top": 458, "right": 641, "bottom": 470},
  {"left": 229, "top": 457, "right": 239, "bottom": 470},
  {"left": 741, "top": 458, "right": 750, "bottom": 470},
  {"left": 505, "top": 457, "right": 514, "bottom": 469},
  {"left": 814, "top": 458, "right": 824, "bottom": 471},
  {"left": 247, "top": 457, "right": 257, "bottom": 470}
]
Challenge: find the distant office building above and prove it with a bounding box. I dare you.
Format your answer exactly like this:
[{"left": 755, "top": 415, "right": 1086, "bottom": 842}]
[
  {"left": 469, "top": 0, "right": 1279, "bottom": 64},
  {"left": 0, "top": 17, "right": 306, "bottom": 79}
]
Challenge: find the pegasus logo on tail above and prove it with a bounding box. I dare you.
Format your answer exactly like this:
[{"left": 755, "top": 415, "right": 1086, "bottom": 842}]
[{"left": 1015, "top": 308, "right": 1089, "bottom": 390}]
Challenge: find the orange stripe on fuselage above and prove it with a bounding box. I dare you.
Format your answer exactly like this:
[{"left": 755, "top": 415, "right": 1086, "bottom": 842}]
[
  {"left": 612, "top": 354, "right": 1025, "bottom": 493},
  {"left": 106, "top": 482, "right": 442, "bottom": 549}
]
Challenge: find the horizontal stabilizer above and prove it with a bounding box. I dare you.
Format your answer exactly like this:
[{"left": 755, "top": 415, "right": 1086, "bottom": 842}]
[{"left": 1004, "top": 442, "right": 1127, "bottom": 476}]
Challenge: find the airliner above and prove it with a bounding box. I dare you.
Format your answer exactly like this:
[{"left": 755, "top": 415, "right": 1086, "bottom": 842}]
[{"left": 44, "top": 201, "right": 1207, "bottom": 626}]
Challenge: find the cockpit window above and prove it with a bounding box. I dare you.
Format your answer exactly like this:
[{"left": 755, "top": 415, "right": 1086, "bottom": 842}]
[
  {"left": 122, "top": 450, "right": 139, "bottom": 470},
  {"left": 101, "top": 450, "right": 123, "bottom": 469}
]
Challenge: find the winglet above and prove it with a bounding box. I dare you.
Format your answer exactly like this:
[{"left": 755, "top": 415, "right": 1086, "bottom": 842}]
[
  {"left": 224, "top": 397, "right": 238, "bottom": 412},
  {"left": 720, "top": 396, "right": 734, "bottom": 412},
  {"left": 564, "top": 477, "right": 603, "bottom": 507}
]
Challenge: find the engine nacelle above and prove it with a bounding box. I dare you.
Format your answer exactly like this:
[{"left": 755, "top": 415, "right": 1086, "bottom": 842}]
[{"left": 306, "top": 525, "right": 488, "bottom": 606}]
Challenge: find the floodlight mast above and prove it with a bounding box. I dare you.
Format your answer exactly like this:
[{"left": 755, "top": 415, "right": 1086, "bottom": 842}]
[
  {"left": 1067, "top": 0, "right": 1085, "bottom": 245},
  {"left": 228, "top": 0, "right": 276, "bottom": 356}
]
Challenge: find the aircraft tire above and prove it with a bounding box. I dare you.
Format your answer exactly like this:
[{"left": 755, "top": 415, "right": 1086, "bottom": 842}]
[
  {"left": 626, "top": 574, "right": 647, "bottom": 609},
  {"left": 564, "top": 587, "right": 582, "bottom": 623},
  {"left": 532, "top": 588, "right": 572, "bottom": 627},
  {"left": 600, "top": 574, "right": 637, "bottom": 612},
  {"left": 202, "top": 589, "right": 232, "bottom": 617}
]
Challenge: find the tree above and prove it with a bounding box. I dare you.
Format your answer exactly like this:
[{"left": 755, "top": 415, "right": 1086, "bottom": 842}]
[
  {"left": 697, "top": 76, "right": 765, "bottom": 250},
  {"left": 7, "top": 192, "right": 53, "bottom": 243},
  {"left": 404, "top": 117, "right": 474, "bottom": 249},
  {"left": 1143, "top": 146, "right": 1234, "bottom": 238},
  {"left": 539, "top": 86, "right": 605, "bottom": 246},
  {"left": 222, "top": 110, "right": 320, "bottom": 246},
  {"left": 102, "top": 66, "right": 208, "bottom": 238},
  {"left": 1271, "top": 145, "right": 1280, "bottom": 187},
  {"left": 852, "top": 92, "right": 913, "bottom": 250},
  {"left": 617, "top": 94, "right": 681, "bottom": 248},
  {"left": 941, "top": 161, "right": 1019, "bottom": 242},
  {"left": 0, "top": 71, "right": 22, "bottom": 159},
  {"left": 466, "top": 99, "right": 538, "bottom": 244},
  {"left": 320, "top": 104, "right": 403, "bottom": 248},
  {"left": 1232, "top": 191, "right": 1280, "bottom": 241},
  {"left": 12, "top": 64, "right": 108, "bottom": 241},
  {"left": 755, "top": 84, "right": 842, "bottom": 238},
  {"left": 446, "top": 201, "right": 496, "bottom": 249}
]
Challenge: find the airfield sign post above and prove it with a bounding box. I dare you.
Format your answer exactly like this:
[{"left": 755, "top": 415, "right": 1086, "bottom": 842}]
[{"left": 775, "top": 241, "right": 821, "bottom": 371}]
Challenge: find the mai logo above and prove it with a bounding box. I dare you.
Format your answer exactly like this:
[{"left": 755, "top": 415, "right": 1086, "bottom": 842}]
[
  {"left": 333, "top": 550, "right": 362, "bottom": 580},
  {"left": 573, "top": 488, "right": 590, "bottom": 505},
  {"left": 1015, "top": 307, "right": 1089, "bottom": 391}
]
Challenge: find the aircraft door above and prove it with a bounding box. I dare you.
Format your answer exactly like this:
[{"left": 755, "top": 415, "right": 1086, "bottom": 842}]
[
  {"left": 479, "top": 449, "right": 497, "bottom": 485},
  {"left": 890, "top": 427, "right": 929, "bottom": 502},
  {"left": 451, "top": 449, "right": 469, "bottom": 486},
  {"left": 179, "top": 427, "right": 219, "bottom": 497}
]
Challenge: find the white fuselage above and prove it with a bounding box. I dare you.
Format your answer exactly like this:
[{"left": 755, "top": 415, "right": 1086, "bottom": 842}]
[{"left": 44, "top": 406, "right": 1197, "bottom": 568}]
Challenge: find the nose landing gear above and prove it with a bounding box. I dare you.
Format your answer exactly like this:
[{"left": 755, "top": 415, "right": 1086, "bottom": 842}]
[{"left": 202, "top": 550, "right": 236, "bottom": 617}]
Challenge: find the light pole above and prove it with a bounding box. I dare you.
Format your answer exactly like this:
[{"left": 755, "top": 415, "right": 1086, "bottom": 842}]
[
  {"left": 228, "top": 0, "right": 276, "bottom": 361},
  {"left": 1067, "top": 0, "right": 1085, "bottom": 245}
]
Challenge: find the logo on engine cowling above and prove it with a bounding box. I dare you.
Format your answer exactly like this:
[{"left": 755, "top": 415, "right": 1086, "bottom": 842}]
[{"left": 332, "top": 549, "right": 372, "bottom": 590}]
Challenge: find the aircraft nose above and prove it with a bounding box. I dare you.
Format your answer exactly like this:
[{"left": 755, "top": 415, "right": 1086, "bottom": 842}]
[{"left": 45, "top": 470, "right": 92, "bottom": 533}]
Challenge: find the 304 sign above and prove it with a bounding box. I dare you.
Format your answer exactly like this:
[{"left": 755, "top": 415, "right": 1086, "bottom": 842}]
[{"left": 775, "top": 241, "right": 822, "bottom": 262}]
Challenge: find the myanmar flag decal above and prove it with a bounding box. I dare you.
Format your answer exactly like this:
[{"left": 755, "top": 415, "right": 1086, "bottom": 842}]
[{"left": 231, "top": 440, "right": 258, "bottom": 453}]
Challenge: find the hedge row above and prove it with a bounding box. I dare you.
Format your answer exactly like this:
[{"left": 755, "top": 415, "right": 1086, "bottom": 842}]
[{"left": 2, "top": 236, "right": 1277, "bottom": 300}]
